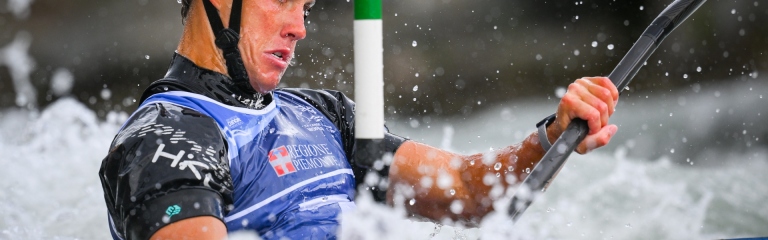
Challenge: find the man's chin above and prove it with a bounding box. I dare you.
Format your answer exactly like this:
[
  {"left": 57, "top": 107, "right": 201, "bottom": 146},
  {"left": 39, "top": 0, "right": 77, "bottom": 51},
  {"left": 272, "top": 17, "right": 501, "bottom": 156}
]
[{"left": 249, "top": 80, "right": 280, "bottom": 94}]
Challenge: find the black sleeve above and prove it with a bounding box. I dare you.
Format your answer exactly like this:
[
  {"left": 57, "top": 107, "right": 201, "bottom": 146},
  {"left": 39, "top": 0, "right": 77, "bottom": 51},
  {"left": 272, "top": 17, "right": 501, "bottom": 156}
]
[
  {"left": 99, "top": 102, "right": 233, "bottom": 240},
  {"left": 278, "top": 88, "right": 407, "bottom": 202}
]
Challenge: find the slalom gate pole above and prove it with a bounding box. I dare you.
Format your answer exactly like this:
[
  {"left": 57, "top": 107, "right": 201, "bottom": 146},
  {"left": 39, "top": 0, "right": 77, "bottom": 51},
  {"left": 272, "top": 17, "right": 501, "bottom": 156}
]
[
  {"left": 508, "top": 0, "right": 707, "bottom": 222},
  {"left": 353, "top": 0, "right": 385, "bottom": 167}
]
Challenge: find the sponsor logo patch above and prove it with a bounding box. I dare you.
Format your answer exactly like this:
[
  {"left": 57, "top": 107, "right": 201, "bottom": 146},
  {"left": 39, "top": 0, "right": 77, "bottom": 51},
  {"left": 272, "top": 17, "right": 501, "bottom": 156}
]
[
  {"left": 226, "top": 116, "right": 244, "bottom": 128},
  {"left": 268, "top": 146, "right": 297, "bottom": 177}
]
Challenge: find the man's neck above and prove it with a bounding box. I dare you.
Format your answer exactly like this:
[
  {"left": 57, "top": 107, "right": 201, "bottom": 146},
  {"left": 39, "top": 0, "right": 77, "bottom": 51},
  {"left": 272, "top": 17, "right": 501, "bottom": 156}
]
[{"left": 176, "top": 2, "right": 228, "bottom": 76}]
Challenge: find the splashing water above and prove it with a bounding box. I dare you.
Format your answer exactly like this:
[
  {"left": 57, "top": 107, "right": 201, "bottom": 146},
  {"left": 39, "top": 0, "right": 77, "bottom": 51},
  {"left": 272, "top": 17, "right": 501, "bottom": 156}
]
[
  {"left": 1, "top": 81, "right": 767, "bottom": 239},
  {"left": 6, "top": 0, "right": 35, "bottom": 19},
  {"left": 0, "top": 99, "right": 124, "bottom": 239},
  {"left": 1, "top": 32, "right": 37, "bottom": 109}
]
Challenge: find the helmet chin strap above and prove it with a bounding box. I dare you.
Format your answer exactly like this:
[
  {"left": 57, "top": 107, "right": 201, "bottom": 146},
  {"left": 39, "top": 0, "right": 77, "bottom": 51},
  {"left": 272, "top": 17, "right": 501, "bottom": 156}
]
[{"left": 201, "top": 0, "right": 257, "bottom": 94}]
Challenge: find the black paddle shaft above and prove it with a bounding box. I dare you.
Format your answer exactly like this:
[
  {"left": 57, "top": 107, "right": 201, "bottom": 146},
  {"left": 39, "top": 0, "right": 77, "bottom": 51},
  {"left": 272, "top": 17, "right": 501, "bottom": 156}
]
[{"left": 507, "top": 0, "right": 707, "bottom": 221}]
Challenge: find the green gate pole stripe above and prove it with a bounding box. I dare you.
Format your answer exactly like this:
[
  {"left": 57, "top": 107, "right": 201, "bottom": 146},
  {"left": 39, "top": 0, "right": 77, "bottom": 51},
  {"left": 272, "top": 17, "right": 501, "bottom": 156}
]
[{"left": 355, "top": 0, "right": 382, "bottom": 20}]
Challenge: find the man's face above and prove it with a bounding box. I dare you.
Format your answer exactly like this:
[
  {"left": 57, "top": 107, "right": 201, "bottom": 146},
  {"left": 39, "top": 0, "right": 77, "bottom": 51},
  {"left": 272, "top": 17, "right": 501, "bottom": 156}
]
[{"left": 238, "top": 0, "right": 315, "bottom": 93}]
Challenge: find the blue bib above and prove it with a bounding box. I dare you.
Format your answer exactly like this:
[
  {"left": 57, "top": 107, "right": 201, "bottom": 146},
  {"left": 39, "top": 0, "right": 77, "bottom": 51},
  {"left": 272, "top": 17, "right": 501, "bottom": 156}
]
[{"left": 141, "top": 90, "right": 356, "bottom": 239}]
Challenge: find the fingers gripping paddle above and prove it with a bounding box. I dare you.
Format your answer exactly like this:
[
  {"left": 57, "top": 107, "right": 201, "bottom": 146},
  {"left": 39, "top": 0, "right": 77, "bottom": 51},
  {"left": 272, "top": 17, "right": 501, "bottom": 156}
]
[{"left": 507, "top": 0, "right": 707, "bottom": 222}]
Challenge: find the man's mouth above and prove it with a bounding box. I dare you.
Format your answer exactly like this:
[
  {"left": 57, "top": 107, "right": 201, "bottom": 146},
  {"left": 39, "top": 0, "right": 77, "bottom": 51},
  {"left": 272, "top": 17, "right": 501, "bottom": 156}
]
[
  {"left": 265, "top": 49, "right": 294, "bottom": 68},
  {"left": 268, "top": 50, "right": 291, "bottom": 63}
]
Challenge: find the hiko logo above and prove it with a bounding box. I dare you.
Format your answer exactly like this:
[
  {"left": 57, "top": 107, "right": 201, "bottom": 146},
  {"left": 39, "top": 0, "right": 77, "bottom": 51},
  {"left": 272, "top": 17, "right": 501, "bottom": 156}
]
[{"left": 268, "top": 146, "right": 297, "bottom": 177}]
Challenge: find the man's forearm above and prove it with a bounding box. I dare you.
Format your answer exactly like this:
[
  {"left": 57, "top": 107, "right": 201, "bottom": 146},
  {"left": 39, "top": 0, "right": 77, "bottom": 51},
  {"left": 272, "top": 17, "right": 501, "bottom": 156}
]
[
  {"left": 150, "top": 216, "right": 227, "bottom": 240},
  {"left": 388, "top": 132, "right": 548, "bottom": 222}
]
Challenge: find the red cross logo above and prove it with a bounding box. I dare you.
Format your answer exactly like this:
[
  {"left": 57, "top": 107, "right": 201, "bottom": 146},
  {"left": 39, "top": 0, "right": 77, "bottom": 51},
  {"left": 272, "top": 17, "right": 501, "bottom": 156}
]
[{"left": 268, "top": 146, "right": 296, "bottom": 177}]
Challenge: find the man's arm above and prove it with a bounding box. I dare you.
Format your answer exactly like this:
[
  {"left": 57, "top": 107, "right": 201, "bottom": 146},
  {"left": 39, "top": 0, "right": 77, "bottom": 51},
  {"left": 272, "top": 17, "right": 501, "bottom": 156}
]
[
  {"left": 149, "top": 216, "right": 227, "bottom": 240},
  {"left": 99, "top": 102, "right": 234, "bottom": 240},
  {"left": 387, "top": 77, "right": 619, "bottom": 222}
]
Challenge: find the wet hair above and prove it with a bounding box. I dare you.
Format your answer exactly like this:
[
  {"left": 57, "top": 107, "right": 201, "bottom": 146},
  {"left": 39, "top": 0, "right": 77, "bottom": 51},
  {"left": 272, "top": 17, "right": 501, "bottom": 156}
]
[{"left": 181, "top": 0, "right": 193, "bottom": 24}]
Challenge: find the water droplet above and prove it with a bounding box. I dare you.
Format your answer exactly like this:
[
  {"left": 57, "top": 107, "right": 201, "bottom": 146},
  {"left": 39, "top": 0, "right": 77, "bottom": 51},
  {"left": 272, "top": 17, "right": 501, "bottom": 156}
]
[
  {"left": 535, "top": 54, "right": 543, "bottom": 60},
  {"left": 607, "top": 44, "right": 614, "bottom": 50},
  {"left": 525, "top": 168, "right": 531, "bottom": 173},
  {"left": 409, "top": 199, "right": 416, "bottom": 205},
  {"left": 414, "top": 73, "right": 419, "bottom": 77},
  {"left": 412, "top": 41, "right": 418, "bottom": 47},
  {"left": 683, "top": 74, "right": 689, "bottom": 79},
  {"left": 639, "top": 5, "right": 644, "bottom": 10},
  {"left": 450, "top": 200, "right": 464, "bottom": 214},
  {"left": 493, "top": 162, "right": 502, "bottom": 171},
  {"left": 731, "top": 9, "right": 736, "bottom": 14},
  {"left": 555, "top": 87, "right": 567, "bottom": 98},
  {"left": 625, "top": 223, "right": 632, "bottom": 228},
  {"left": 101, "top": 89, "right": 112, "bottom": 100},
  {"left": 696, "top": 66, "right": 702, "bottom": 72},
  {"left": 591, "top": 41, "right": 598, "bottom": 47},
  {"left": 145, "top": 55, "right": 150, "bottom": 60},
  {"left": 449, "top": 189, "right": 456, "bottom": 195},
  {"left": 469, "top": 160, "right": 475, "bottom": 166},
  {"left": 412, "top": 85, "right": 419, "bottom": 91}
]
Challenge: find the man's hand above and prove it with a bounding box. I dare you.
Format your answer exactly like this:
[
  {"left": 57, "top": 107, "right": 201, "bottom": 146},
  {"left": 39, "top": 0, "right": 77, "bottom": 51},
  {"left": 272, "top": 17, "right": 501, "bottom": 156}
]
[{"left": 549, "top": 77, "right": 619, "bottom": 154}]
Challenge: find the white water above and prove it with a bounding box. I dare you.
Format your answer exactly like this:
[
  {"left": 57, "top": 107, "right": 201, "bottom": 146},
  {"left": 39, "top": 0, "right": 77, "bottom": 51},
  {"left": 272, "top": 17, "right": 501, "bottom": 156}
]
[{"left": 1, "top": 80, "right": 766, "bottom": 239}]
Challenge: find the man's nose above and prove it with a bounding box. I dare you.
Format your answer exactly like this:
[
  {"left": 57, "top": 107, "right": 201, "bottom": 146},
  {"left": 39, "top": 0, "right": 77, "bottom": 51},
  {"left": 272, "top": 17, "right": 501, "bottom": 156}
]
[{"left": 281, "top": 8, "right": 307, "bottom": 41}]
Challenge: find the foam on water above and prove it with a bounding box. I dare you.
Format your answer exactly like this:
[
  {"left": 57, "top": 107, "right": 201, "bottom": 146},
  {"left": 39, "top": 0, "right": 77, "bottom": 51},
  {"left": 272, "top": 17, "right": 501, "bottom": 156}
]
[
  {"left": 0, "top": 98, "right": 124, "bottom": 239},
  {"left": 339, "top": 150, "right": 768, "bottom": 239},
  {"left": 1, "top": 93, "right": 766, "bottom": 239}
]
